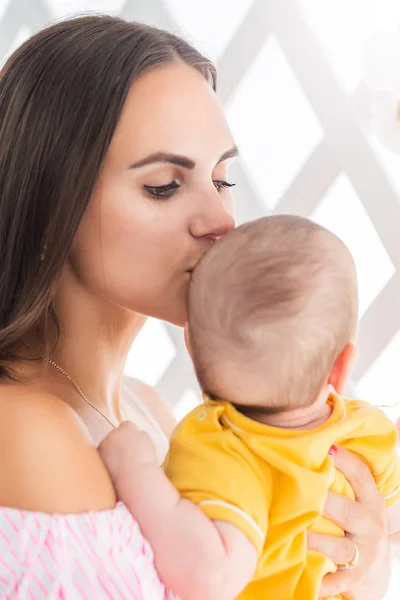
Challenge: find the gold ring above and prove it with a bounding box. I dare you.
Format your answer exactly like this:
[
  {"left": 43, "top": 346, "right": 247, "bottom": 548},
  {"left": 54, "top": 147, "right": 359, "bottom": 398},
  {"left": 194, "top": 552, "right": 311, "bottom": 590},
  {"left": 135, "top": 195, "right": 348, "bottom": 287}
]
[{"left": 337, "top": 543, "right": 360, "bottom": 571}]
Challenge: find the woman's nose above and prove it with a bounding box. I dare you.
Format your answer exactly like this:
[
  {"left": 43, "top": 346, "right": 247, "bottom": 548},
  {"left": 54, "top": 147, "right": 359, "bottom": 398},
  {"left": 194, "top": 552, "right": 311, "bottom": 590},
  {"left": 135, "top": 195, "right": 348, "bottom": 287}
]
[{"left": 189, "top": 190, "right": 235, "bottom": 240}]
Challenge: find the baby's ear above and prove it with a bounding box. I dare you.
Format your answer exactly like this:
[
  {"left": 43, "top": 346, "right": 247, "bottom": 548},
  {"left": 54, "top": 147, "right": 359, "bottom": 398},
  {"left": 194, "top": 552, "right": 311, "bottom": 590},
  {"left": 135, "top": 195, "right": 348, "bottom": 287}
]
[
  {"left": 327, "top": 343, "right": 357, "bottom": 394},
  {"left": 184, "top": 323, "right": 192, "bottom": 357}
]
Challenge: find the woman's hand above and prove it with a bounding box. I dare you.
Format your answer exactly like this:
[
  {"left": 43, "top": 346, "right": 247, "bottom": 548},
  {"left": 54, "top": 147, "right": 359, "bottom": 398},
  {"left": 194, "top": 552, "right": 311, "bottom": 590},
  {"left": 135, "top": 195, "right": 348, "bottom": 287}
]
[{"left": 307, "top": 446, "right": 390, "bottom": 600}]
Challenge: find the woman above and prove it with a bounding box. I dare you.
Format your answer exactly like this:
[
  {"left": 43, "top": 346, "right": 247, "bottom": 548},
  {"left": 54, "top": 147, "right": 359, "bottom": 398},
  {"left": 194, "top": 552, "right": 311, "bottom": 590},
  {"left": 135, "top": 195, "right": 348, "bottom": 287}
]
[{"left": 0, "top": 14, "right": 390, "bottom": 599}]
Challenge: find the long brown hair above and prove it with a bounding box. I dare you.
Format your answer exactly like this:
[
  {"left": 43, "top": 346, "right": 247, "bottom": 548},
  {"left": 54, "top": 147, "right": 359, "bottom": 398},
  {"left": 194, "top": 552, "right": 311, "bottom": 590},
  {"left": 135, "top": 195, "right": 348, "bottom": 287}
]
[{"left": 0, "top": 15, "right": 216, "bottom": 378}]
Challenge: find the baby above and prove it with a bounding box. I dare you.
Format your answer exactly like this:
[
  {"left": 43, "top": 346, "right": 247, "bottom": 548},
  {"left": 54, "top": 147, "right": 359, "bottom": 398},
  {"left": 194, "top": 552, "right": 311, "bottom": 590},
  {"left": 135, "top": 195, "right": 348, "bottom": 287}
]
[{"left": 100, "top": 215, "right": 400, "bottom": 600}]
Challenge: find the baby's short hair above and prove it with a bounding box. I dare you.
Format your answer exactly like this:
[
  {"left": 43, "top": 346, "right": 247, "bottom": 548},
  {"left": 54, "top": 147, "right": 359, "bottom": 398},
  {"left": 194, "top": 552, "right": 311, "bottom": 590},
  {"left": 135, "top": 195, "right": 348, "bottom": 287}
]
[{"left": 188, "top": 215, "right": 358, "bottom": 410}]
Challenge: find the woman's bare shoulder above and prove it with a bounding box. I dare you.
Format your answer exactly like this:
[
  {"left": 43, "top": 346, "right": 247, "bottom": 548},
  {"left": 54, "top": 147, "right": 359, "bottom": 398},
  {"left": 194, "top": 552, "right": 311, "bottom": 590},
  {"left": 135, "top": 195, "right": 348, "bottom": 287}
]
[
  {"left": 0, "top": 386, "right": 116, "bottom": 513},
  {"left": 123, "top": 376, "right": 176, "bottom": 437}
]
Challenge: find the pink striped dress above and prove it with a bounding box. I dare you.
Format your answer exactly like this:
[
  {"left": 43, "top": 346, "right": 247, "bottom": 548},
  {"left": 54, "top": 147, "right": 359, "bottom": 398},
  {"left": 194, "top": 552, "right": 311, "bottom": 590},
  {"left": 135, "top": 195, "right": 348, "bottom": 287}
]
[{"left": 0, "top": 501, "right": 178, "bottom": 599}]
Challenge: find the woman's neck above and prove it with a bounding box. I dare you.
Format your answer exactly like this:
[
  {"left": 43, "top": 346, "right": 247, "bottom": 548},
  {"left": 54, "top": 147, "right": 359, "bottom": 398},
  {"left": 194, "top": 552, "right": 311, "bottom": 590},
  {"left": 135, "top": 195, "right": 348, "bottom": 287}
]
[{"left": 27, "top": 270, "right": 147, "bottom": 419}]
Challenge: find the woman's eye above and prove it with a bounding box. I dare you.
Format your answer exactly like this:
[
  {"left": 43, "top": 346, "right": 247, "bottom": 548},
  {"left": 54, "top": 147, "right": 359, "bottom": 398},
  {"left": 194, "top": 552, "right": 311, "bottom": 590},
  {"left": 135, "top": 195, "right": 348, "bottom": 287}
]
[
  {"left": 144, "top": 180, "right": 181, "bottom": 198},
  {"left": 213, "top": 180, "right": 236, "bottom": 191},
  {"left": 143, "top": 179, "right": 235, "bottom": 198}
]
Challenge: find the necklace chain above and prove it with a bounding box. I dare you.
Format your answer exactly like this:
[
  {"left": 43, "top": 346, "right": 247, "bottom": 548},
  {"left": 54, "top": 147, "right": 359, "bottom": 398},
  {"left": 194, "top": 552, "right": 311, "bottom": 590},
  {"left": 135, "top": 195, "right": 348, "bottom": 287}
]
[{"left": 23, "top": 341, "right": 117, "bottom": 429}]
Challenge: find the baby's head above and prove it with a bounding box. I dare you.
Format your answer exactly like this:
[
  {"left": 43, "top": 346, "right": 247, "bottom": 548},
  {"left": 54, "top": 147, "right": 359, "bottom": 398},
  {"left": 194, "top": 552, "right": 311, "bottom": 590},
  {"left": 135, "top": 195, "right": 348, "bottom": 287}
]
[{"left": 187, "top": 215, "right": 358, "bottom": 413}]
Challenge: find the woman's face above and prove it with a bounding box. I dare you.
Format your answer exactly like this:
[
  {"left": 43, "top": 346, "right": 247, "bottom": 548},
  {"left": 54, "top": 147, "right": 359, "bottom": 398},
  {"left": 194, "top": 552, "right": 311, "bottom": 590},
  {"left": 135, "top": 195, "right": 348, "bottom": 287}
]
[{"left": 70, "top": 62, "right": 237, "bottom": 326}]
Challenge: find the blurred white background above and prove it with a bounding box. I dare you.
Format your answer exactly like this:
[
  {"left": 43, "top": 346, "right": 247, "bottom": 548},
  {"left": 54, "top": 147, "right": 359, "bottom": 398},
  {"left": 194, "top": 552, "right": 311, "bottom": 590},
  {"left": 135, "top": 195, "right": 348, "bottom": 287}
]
[{"left": 1, "top": 2, "right": 400, "bottom": 594}]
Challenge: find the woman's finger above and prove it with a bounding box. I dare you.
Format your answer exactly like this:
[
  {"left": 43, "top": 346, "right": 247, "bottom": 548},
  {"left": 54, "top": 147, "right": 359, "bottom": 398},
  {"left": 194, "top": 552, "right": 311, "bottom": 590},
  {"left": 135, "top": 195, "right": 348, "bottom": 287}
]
[
  {"left": 307, "top": 531, "right": 357, "bottom": 566},
  {"left": 330, "top": 446, "right": 385, "bottom": 514},
  {"left": 318, "top": 570, "right": 358, "bottom": 599},
  {"left": 323, "top": 492, "right": 382, "bottom": 538},
  {"left": 316, "top": 447, "right": 390, "bottom": 599}
]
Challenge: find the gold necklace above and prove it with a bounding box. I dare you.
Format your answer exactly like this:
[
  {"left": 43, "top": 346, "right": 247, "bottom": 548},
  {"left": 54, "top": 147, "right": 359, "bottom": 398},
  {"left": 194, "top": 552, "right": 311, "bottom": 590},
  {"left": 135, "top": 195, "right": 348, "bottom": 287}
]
[{"left": 23, "top": 341, "right": 118, "bottom": 429}]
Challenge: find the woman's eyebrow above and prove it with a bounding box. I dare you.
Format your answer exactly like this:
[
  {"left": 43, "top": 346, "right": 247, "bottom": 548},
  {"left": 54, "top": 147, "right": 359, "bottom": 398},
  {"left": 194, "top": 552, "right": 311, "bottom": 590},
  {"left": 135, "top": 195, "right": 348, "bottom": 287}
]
[
  {"left": 130, "top": 152, "right": 195, "bottom": 169},
  {"left": 130, "top": 145, "right": 239, "bottom": 170},
  {"left": 217, "top": 146, "right": 239, "bottom": 163}
]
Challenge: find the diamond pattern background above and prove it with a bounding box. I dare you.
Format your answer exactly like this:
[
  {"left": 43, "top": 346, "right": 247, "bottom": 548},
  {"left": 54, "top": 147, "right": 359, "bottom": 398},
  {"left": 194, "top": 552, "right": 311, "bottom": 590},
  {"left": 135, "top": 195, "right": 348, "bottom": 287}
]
[
  {"left": 1, "top": 0, "right": 400, "bottom": 595},
  {"left": 1, "top": 0, "right": 400, "bottom": 412},
  {"left": 1, "top": 0, "right": 400, "bottom": 411}
]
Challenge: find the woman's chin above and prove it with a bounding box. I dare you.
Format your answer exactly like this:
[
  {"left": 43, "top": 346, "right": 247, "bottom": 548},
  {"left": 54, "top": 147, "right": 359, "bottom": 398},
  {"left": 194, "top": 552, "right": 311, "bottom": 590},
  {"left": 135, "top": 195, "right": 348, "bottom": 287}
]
[
  {"left": 164, "top": 307, "right": 187, "bottom": 328},
  {"left": 157, "top": 282, "right": 189, "bottom": 328},
  {"left": 161, "top": 297, "right": 188, "bottom": 328},
  {"left": 142, "top": 297, "right": 187, "bottom": 329}
]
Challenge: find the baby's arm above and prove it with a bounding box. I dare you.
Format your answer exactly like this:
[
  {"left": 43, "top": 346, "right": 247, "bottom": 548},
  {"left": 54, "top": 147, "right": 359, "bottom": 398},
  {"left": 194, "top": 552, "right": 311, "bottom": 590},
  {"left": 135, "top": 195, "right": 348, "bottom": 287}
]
[{"left": 99, "top": 422, "right": 257, "bottom": 600}]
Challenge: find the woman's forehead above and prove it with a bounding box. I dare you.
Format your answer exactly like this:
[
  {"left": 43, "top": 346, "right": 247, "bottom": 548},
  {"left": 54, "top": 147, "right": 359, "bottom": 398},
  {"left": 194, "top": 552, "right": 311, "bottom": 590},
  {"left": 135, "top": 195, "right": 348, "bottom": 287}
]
[{"left": 108, "top": 62, "right": 235, "bottom": 165}]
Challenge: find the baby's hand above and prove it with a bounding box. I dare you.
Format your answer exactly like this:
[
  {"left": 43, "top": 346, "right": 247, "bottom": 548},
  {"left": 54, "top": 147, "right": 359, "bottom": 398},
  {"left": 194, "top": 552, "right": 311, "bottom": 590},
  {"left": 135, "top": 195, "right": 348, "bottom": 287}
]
[{"left": 98, "top": 421, "right": 157, "bottom": 485}]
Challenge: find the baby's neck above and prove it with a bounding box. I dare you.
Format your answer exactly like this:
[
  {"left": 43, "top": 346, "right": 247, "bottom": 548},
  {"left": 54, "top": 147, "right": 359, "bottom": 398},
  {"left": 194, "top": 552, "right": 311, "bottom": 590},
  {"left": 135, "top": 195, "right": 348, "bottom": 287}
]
[{"left": 239, "top": 394, "right": 333, "bottom": 431}]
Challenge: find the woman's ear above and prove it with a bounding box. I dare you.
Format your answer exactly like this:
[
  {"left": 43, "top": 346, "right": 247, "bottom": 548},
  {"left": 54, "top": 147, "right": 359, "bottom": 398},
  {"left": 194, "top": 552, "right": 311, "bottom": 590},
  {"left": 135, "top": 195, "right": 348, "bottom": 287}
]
[{"left": 328, "top": 343, "right": 357, "bottom": 394}]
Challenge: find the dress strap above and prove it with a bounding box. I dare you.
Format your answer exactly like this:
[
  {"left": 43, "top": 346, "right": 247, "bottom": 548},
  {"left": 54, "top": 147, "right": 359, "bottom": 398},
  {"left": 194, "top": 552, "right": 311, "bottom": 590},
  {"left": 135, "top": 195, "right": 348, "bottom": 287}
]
[{"left": 122, "top": 378, "right": 170, "bottom": 446}]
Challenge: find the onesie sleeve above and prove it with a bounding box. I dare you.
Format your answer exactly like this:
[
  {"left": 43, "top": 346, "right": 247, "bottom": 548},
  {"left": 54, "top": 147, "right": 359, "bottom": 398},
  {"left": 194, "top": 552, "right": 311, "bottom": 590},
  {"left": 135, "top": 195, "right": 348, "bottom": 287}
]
[{"left": 164, "top": 405, "right": 271, "bottom": 555}]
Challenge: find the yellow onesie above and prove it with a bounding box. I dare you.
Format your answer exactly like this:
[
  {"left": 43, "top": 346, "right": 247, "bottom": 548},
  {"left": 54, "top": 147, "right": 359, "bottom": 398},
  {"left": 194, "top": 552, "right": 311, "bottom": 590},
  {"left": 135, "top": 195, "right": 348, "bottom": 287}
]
[{"left": 164, "top": 393, "right": 400, "bottom": 600}]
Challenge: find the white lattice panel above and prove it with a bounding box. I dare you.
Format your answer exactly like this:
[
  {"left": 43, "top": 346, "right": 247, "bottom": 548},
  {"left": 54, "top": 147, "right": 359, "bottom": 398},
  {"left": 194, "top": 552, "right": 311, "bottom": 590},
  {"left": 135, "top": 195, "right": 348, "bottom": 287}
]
[
  {"left": 2, "top": 0, "right": 400, "bottom": 412},
  {"left": 1, "top": 0, "right": 400, "bottom": 597}
]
